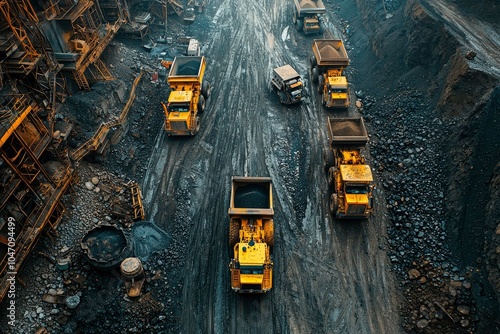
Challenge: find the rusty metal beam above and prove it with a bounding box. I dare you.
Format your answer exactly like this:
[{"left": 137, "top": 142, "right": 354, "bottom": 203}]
[
  {"left": 0, "top": 0, "right": 41, "bottom": 63},
  {"left": 70, "top": 70, "right": 143, "bottom": 161}
]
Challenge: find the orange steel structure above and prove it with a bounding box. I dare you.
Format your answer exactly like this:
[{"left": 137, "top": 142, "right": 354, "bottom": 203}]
[{"left": 0, "top": 0, "right": 129, "bottom": 301}]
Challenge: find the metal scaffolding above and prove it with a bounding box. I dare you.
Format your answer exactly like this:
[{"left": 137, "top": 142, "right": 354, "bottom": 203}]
[
  {"left": 0, "top": 0, "right": 129, "bottom": 302},
  {"left": 0, "top": 93, "right": 74, "bottom": 301}
]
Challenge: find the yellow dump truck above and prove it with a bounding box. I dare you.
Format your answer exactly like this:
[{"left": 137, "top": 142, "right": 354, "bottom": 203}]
[
  {"left": 228, "top": 177, "right": 274, "bottom": 293},
  {"left": 293, "top": 0, "right": 326, "bottom": 34},
  {"left": 311, "top": 39, "right": 350, "bottom": 109},
  {"left": 325, "top": 117, "right": 374, "bottom": 219},
  {"left": 161, "top": 56, "right": 211, "bottom": 136}
]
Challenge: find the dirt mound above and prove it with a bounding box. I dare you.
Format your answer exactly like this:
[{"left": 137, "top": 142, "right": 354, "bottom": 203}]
[
  {"left": 331, "top": 121, "right": 364, "bottom": 136},
  {"left": 319, "top": 45, "right": 341, "bottom": 59},
  {"left": 131, "top": 221, "right": 172, "bottom": 261},
  {"left": 299, "top": 0, "right": 322, "bottom": 9}
]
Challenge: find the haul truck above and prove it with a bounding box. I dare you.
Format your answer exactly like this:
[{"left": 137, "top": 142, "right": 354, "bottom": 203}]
[
  {"left": 325, "top": 117, "right": 374, "bottom": 219},
  {"left": 271, "top": 64, "right": 303, "bottom": 105},
  {"left": 311, "top": 39, "right": 350, "bottom": 109},
  {"left": 228, "top": 177, "right": 274, "bottom": 293},
  {"left": 293, "top": 0, "right": 326, "bottom": 34},
  {"left": 161, "top": 56, "right": 211, "bottom": 136}
]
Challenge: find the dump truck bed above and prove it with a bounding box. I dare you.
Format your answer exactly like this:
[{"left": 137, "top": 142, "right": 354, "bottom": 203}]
[
  {"left": 167, "top": 56, "right": 206, "bottom": 83},
  {"left": 294, "top": 0, "right": 326, "bottom": 14},
  {"left": 327, "top": 117, "right": 369, "bottom": 148},
  {"left": 273, "top": 65, "right": 300, "bottom": 82},
  {"left": 228, "top": 176, "right": 274, "bottom": 216},
  {"left": 313, "top": 39, "right": 350, "bottom": 67}
]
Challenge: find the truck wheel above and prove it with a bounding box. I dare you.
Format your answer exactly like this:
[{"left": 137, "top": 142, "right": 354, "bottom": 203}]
[
  {"left": 323, "top": 148, "right": 334, "bottom": 170},
  {"left": 201, "top": 81, "right": 211, "bottom": 99},
  {"left": 328, "top": 167, "right": 337, "bottom": 186},
  {"left": 229, "top": 219, "right": 240, "bottom": 247},
  {"left": 318, "top": 75, "right": 324, "bottom": 95},
  {"left": 278, "top": 91, "right": 287, "bottom": 104},
  {"left": 318, "top": 23, "right": 324, "bottom": 35},
  {"left": 296, "top": 19, "right": 303, "bottom": 32},
  {"left": 330, "top": 194, "right": 339, "bottom": 216},
  {"left": 264, "top": 220, "right": 274, "bottom": 247},
  {"left": 190, "top": 117, "right": 201, "bottom": 136},
  {"left": 312, "top": 67, "right": 318, "bottom": 84},
  {"left": 198, "top": 95, "right": 206, "bottom": 113},
  {"left": 310, "top": 55, "right": 317, "bottom": 69}
]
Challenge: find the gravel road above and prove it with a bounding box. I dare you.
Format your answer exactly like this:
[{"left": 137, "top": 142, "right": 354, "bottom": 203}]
[{"left": 142, "top": 0, "right": 402, "bottom": 332}]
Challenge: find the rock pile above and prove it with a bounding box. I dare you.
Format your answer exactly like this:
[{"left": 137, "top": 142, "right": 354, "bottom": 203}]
[{"left": 359, "top": 88, "right": 477, "bottom": 332}]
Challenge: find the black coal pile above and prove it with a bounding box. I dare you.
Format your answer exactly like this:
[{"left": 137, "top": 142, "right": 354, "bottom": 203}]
[
  {"left": 234, "top": 184, "right": 270, "bottom": 209},
  {"left": 359, "top": 86, "right": 476, "bottom": 333}
]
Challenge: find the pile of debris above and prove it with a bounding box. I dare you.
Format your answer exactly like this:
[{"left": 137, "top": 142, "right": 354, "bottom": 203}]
[
  {"left": 402, "top": 259, "right": 476, "bottom": 333},
  {"left": 358, "top": 88, "right": 477, "bottom": 332},
  {"left": 7, "top": 162, "right": 168, "bottom": 333}
]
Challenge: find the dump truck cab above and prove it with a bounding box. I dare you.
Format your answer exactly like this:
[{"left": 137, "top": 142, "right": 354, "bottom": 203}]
[
  {"left": 187, "top": 39, "right": 200, "bottom": 56},
  {"left": 326, "top": 117, "right": 374, "bottom": 219},
  {"left": 161, "top": 56, "right": 211, "bottom": 136},
  {"left": 230, "top": 223, "right": 273, "bottom": 292},
  {"left": 228, "top": 177, "right": 274, "bottom": 293},
  {"left": 303, "top": 15, "right": 321, "bottom": 33},
  {"left": 311, "top": 39, "right": 350, "bottom": 109},
  {"left": 332, "top": 152, "right": 374, "bottom": 218},
  {"left": 321, "top": 69, "right": 349, "bottom": 108},
  {"left": 271, "top": 64, "right": 303, "bottom": 105}
]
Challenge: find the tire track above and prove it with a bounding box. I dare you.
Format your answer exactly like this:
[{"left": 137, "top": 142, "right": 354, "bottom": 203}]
[{"left": 141, "top": 0, "right": 402, "bottom": 332}]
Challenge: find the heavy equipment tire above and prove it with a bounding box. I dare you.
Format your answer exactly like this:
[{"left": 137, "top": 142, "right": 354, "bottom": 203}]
[
  {"left": 201, "top": 81, "right": 211, "bottom": 99},
  {"left": 312, "top": 67, "right": 318, "bottom": 84},
  {"left": 190, "top": 117, "right": 201, "bottom": 136},
  {"left": 296, "top": 19, "right": 303, "bottom": 32},
  {"left": 198, "top": 95, "right": 206, "bottom": 113},
  {"left": 328, "top": 167, "right": 337, "bottom": 186},
  {"left": 330, "top": 193, "right": 339, "bottom": 216},
  {"left": 323, "top": 148, "right": 334, "bottom": 170},
  {"left": 264, "top": 220, "right": 274, "bottom": 247},
  {"left": 271, "top": 81, "right": 278, "bottom": 91},
  {"left": 318, "top": 22, "right": 324, "bottom": 35},
  {"left": 278, "top": 91, "right": 287, "bottom": 104},
  {"left": 229, "top": 219, "right": 240, "bottom": 247},
  {"left": 310, "top": 55, "right": 317, "bottom": 69},
  {"left": 318, "top": 75, "right": 324, "bottom": 95}
]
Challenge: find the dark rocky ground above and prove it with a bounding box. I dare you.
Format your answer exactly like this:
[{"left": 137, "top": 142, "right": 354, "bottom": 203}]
[
  {"left": 1, "top": 0, "right": 499, "bottom": 333},
  {"left": 340, "top": 0, "right": 500, "bottom": 332}
]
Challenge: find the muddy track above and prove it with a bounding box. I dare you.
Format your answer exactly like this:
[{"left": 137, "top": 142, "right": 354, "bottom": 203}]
[{"left": 142, "top": 0, "right": 402, "bottom": 332}]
